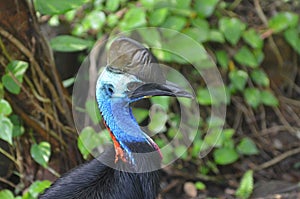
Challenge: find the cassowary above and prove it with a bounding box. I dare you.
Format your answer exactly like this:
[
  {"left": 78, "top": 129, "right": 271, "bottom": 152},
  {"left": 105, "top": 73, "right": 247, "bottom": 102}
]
[{"left": 39, "top": 37, "right": 192, "bottom": 199}]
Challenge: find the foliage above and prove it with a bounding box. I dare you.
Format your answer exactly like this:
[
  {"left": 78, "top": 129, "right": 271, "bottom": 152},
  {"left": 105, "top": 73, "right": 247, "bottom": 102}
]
[
  {"left": 1, "top": 0, "right": 299, "bottom": 197},
  {"left": 235, "top": 170, "right": 254, "bottom": 199}
]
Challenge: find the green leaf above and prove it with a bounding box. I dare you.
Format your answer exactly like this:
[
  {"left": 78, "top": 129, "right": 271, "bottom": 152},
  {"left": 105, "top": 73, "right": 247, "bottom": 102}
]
[
  {"left": 195, "top": 181, "right": 206, "bottom": 190},
  {"left": 131, "top": 108, "right": 149, "bottom": 123},
  {"left": 244, "top": 88, "right": 261, "bottom": 108},
  {"left": 85, "top": 99, "right": 101, "bottom": 125},
  {"left": 250, "top": 69, "right": 270, "bottom": 87},
  {"left": 105, "top": 0, "right": 120, "bottom": 12},
  {"left": 237, "top": 138, "right": 259, "bottom": 155},
  {"left": 204, "top": 128, "right": 223, "bottom": 147},
  {"left": 234, "top": 46, "right": 258, "bottom": 68},
  {"left": 35, "top": 0, "right": 87, "bottom": 15},
  {"left": 161, "top": 33, "right": 207, "bottom": 64},
  {"left": 28, "top": 180, "right": 52, "bottom": 198},
  {"left": 0, "top": 99, "right": 12, "bottom": 115},
  {"left": 82, "top": 11, "right": 106, "bottom": 31},
  {"left": 213, "top": 148, "right": 239, "bottom": 165},
  {"left": 195, "top": 0, "right": 219, "bottom": 17},
  {"left": 219, "top": 17, "right": 246, "bottom": 45},
  {"left": 261, "top": 90, "right": 279, "bottom": 107},
  {"left": 119, "top": 8, "right": 146, "bottom": 31},
  {"left": 0, "top": 189, "right": 14, "bottom": 199},
  {"left": 150, "top": 96, "right": 170, "bottom": 111},
  {"left": 107, "top": 14, "right": 119, "bottom": 27},
  {"left": 78, "top": 127, "right": 102, "bottom": 159},
  {"left": 284, "top": 28, "right": 300, "bottom": 54},
  {"left": 229, "top": 70, "right": 248, "bottom": 91},
  {"left": 62, "top": 77, "right": 75, "bottom": 88},
  {"left": 269, "top": 12, "right": 299, "bottom": 33},
  {"left": 162, "top": 16, "right": 187, "bottom": 32},
  {"left": 30, "top": 142, "right": 51, "bottom": 167},
  {"left": 174, "top": 145, "right": 188, "bottom": 159},
  {"left": 216, "top": 50, "right": 229, "bottom": 69},
  {"left": 197, "top": 86, "right": 229, "bottom": 105},
  {"left": 2, "top": 60, "right": 29, "bottom": 94},
  {"left": 208, "top": 29, "right": 225, "bottom": 43},
  {"left": 0, "top": 114, "right": 13, "bottom": 145},
  {"left": 149, "top": 8, "right": 168, "bottom": 26},
  {"left": 243, "top": 29, "right": 263, "bottom": 49},
  {"left": 10, "top": 114, "right": 24, "bottom": 137},
  {"left": 50, "top": 35, "right": 93, "bottom": 52},
  {"left": 183, "top": 27, "right": 209, "bottom": 43},
  {"left": 236, "top": 170, "right": 254, "bottom": 199},
  {"left": 197, "top": 88, "right": 211, "bottom": 105},
  {"left": 148, "top": 107, "right": 168, "bottom": 133}
]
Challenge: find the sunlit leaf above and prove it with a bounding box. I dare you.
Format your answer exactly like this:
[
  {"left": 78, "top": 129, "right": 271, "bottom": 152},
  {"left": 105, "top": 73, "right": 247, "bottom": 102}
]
[
  {"left": 234, "top": 46, "right": 258, "bottom": 68},
  {"left": 243, "top": 29, "right": 263, "bottom": 49},
  {"left": 0, "top": 189, "right": 14, "bottom": 199},
  {"left": 85, "top": 99, "right": 101, "bottom": 125},
  {"left": 35, "top": 0, "right": 88, "bottom": 15},
  {"left": 119, "top": 8, "right": 146, "bottom": 31},
  {"left": 250, "top": 69, "right": 270, "bottom": 87},
  {"left": 284, "top": 28, "right": 300, "bottom": 54},
  {"left": 132, "top": 108, "right": 149, "bottom": 123},
  {"left": 195, "top": 0, "right": 219, "bottom": 17},
  {"left": 148, "top": 106, "right": 168, "bottom": 133},
  {"left": 216, "top": 50, "right": 229, "bottom": 69},
  {"left": 28, "top": 180, "right": 52, "bottom": 198},
  {"left": 174, "top": 145, "right": 188, "bottom": 159},
  {"left": 219, "top": 17, "right": 246, "bottom": 45},
  {"left": 50, "top": 35, "right": 93, "bottom": 52},
  {"left": 244, "top": 88, "right": 261, "bottom": 108},
  {"left": 162, "top": 16, "right": 187, "bottom": 32},
  {"left": 0, "top": 115, "right": 13, "bottom": 145},
  {"left": 237, "top": 138, "right": 259, "bottom": 155},
  {"left": 213, "top": 147, "right": 239, "bottom": 165},
  {"left": 229, "top": 70, "right": 248, "bottom": 91},
  {"left": 149, "top": 8, "right": 168, "bottom": 26},
  {"left": 195, "top": 181, "right": 206, "bottom": 190},
  {"left": 208, "top": 29, "right": 225, "bottom": 43},
  {"left": 30, "top": 142, "right": 51, "bottom": 167},
  {"left": 78, "top": 127, "right": 103, "bottom": 159},
  {"left": 105, "top": 0, "right": 120, "bottom": 12},
  {"left": 0, "top": 99, "right": 12, "bottom": 115},
  {"left": 150, "top": 96, "right": 170, "bottom": 111},
  {"left": 261, "top": 90, "right": 279, "bottom": 107},
  {"left": 269, "top": 12, "right": 299, "bottom": 33},
  {"left": 236, "top": 170, "right": 254, "bottom": 199},
  {"left": 2, "top": 60, "right": 29, "bottom": 94}
]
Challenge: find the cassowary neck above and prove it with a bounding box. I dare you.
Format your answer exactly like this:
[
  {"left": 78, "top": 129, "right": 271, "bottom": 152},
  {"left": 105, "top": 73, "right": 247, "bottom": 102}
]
[{"left": 97, "top": 96, "right": 160, "bottom": 166}]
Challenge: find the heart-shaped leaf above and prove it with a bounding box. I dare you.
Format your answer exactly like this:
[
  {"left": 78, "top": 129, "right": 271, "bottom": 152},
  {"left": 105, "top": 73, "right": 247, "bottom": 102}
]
[{"left": 30, "top": 142, "right": 51, "bottom": 167}]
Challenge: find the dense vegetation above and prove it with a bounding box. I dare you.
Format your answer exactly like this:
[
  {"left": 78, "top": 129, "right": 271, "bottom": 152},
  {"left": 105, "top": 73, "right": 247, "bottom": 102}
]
[{"left": 0, "top": 0, "right": 299, "bottom": 198}]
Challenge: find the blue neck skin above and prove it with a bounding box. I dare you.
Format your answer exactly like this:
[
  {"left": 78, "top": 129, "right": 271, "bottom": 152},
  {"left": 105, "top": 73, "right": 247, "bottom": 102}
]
[{"left": 96, "top": 82, "right": 157, "bottom": 165}]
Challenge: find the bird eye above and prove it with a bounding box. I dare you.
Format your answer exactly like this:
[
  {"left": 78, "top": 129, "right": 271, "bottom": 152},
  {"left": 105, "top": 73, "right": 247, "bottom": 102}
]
[{"left": 105, "top": 84, "right": 114, "bottom": 96}]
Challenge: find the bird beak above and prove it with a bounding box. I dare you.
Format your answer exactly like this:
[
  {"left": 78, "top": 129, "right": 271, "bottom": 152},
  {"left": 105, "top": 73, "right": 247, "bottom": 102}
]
[{"left": 128, "top": 81, "right": 193, "bottom": 101}]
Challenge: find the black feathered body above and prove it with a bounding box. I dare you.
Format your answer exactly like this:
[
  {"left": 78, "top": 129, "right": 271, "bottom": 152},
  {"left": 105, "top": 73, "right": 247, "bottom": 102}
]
[{"left": 39, "top": 147, "right": 160, "bottom": 199}]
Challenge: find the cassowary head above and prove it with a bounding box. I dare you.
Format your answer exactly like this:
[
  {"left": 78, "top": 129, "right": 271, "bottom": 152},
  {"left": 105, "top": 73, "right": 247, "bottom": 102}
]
[{"left": 96, "top": 37, "right": 192, "bottom": 171}]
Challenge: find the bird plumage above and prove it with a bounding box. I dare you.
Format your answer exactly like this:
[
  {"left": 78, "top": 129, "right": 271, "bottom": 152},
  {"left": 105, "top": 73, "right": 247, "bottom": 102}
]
[{"left": 39, "top": 37, "right": 191, "bottom": 199}]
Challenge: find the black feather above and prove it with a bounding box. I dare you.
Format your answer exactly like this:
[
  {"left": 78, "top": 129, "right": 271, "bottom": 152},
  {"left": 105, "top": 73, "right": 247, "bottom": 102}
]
[{"left": 39, "top": 146, "right": 160, "bottom": 199}]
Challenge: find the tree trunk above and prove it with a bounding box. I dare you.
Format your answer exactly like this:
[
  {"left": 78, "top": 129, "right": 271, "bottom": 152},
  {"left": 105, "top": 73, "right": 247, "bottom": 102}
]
[{"left": 0, "top": 0, "right": 81, "bottom": 185}]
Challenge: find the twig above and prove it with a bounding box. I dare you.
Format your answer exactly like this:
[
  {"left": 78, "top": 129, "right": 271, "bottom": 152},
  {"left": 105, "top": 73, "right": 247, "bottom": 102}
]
[
  {"left": 228, "top": 0, "right": 242, "bottom": 11},
  {"left": 46, "top": 166, "right": 60, "bottom": 178},
  {"left": 0, "top": 147, "right": 18, "bottom": 165},
  {"left": 160, "top": 179, "right": 182, "bottom": 194},
  {"left": 254, "top": 0, "right": 283, "bottom": 67},
  {"left": 254, "top": 146, "right": 300, "bottom": 171},
  {"left": 273, "top": 107, "right": 295, "bottom": 133},
  {"left": 0, "top": 26, "right": 66, "bottom": 118},
  {"left": 0, "top": 177, "right": 16, "bottom": 188}
]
